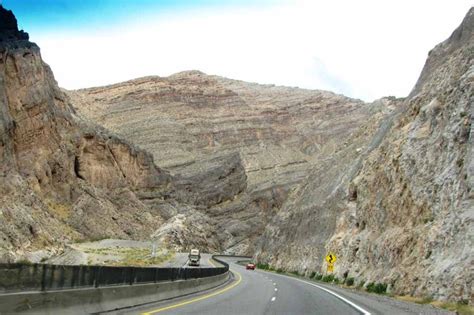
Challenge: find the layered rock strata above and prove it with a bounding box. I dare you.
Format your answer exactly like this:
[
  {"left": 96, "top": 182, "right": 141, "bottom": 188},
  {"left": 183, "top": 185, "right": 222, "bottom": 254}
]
[
  {"left": 255, "top": 8, "right": 474, "bottom": 303},
  {"left": 0, "top": 6, "right": 173, "bottom": 261},
  {"left": 69, "top": 67, "right": 388, "bottom": 255}
]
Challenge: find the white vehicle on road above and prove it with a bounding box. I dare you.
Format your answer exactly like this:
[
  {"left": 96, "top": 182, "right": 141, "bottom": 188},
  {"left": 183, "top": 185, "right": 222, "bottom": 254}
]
[{"left": 188, "top": 249, "right": 201, "bottom": 266}]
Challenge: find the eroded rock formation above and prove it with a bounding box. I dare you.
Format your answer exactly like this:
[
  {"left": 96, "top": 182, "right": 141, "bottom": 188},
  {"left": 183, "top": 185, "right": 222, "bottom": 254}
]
[
  {"left": 255, "top": 8, "right": 473, "bottom": 303},
  {"left": 1, "top": 3, "right": 472, "bottom": 303},
  {"left": 68, "top": 66, "right": 389, "bottom": 255},
  {"left": 0, "top": 5, "right": 172, "bottom": 262}
]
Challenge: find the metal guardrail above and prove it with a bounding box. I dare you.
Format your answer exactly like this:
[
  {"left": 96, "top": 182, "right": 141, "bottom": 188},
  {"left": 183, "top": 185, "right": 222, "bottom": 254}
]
[{"left": 0, "top": 255, "right": 229, "bottom": 293}]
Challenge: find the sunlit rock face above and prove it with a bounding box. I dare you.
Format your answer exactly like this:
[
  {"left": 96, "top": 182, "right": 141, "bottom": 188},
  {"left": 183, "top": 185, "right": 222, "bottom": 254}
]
[
  {"left": 3, "top": 3, "right": 471, "bottom": 303},
  {"left": 0, "top": 5, "right": 173, "bottom": 262},
  {"left": 2, "top": 2, "right": 380, "bottom": 260},
  {"left": 255, "top": 8, "right": 473, "bottom": 303},
  {"left": 68, "top": 66, "right": 389, "bottom": 255}
]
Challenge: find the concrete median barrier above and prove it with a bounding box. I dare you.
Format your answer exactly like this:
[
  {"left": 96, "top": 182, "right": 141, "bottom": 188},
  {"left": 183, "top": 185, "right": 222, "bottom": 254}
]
[{"left": 0, "top": 271, "right": 230, "bottom": 314}]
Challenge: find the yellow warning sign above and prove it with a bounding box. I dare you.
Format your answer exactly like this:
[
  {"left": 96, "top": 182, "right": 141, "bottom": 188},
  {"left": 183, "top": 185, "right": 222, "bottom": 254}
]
[
  {"left": 325, "top": 253, "right": 337, "bottom": 264},
  {"left": 327, "top": 264, "right": 334, "bottom": 272}
]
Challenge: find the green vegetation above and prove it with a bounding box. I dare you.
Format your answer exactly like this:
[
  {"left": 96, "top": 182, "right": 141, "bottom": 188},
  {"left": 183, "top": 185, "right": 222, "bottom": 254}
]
[
  {"left": 113, "top": 248, "right": 174, "bottom": 267},
  {"left": 322, "top": 274, "right": 335, "bottom": 283},
  {"left": 75, "top": 236, "right": 109, "bottom": 243},
  {"left": 345, "top": 277, "right": 355, "bottom": 286},
  {"left": 256, "top": 263, "right": 266, "bottom": 269},
  {"left": 255, "top": 263, "right": 288, "bottom": 275},
  {"left": 432, "top": 301, "right": 473, "bottom": 315},
  {"left": 313, "top": 273, "right": 323, "bottom": 281},
  {"left": 80, "top": 246, "right": 174, "bottom": 267},
  {"left": 358, "top": 280, "right": 365, "bottom": 288},
  {"left": 290, "top": 270, "right": 300, "bottom": 276},
  {"left": 366, "top": 282, "right": 388, "bottom": 294},
  {"left": 397, "top": 296, "right": 474, "bottom": 315},
  {"left": 256, "top": 262, "right": 271, "bottom": 270}
]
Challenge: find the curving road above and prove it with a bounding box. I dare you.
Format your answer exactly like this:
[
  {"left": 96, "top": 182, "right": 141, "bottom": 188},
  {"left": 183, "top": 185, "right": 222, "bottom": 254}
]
[
  {"left": 158, "top": 253, "right": 217, "bottom": 268},
  {"left": 119, "top": 257, "right": 449, "bottom": 315}
]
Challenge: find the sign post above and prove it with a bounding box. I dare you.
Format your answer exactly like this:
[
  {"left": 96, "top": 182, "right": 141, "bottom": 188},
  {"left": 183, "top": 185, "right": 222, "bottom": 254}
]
[{"left": 327, "top": 264, "right": 334, "bottom": 272}]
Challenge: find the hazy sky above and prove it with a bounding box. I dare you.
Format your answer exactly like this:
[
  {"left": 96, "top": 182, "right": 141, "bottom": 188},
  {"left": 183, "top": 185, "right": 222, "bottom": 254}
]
[{"left": 6, "top": 0, "right": 473, "bottom": 101}]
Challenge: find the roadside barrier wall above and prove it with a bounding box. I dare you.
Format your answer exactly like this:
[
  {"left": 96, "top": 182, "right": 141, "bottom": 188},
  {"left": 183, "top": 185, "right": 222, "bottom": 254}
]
[
  {"left": 0, "top": 255, "right": 232, "bottom": 314},
  {"left": 0, "top": 255, "right": 229, "bottom": 293}
]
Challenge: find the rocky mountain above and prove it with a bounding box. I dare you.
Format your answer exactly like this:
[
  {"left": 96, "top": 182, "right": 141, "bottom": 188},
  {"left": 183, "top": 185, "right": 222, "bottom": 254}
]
[
  {"left": 2, "top": 4, "right": 381, "bottom": 259},
  {"left": 255, "top": 8, "right": 473, "bottom": 303},
  {"left": 1, "top": 3, "right": 472, "bottom": 304},
  {"left": 0, "top": 5, "right": 187, "bottom": 262},
  {"left": 69, "top": 7, "right": 473, "bottom": 303},
  {"left": 68, "top": 66, "right": 395, "bottom": 255}
]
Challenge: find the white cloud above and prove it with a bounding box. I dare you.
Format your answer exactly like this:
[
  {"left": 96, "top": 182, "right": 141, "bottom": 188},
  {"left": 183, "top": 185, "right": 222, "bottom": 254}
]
[{"left": 32, "top": 0, "right": 472, "bottom": 101}]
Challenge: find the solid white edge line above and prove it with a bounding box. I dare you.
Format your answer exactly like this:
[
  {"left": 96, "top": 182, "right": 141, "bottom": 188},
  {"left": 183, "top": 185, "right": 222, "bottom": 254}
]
[{"left": 268, "top": 272, "right": 371, "bottom": 315}]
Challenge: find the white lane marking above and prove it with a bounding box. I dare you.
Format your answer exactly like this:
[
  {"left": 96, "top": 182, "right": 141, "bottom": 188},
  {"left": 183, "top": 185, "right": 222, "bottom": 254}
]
[
  {"left": 271, "top": 297, "right": 276, "bottom": 302},
  {"left": 273, "top": 282, "right": 276, "bottom": 286},
  {"left": 274, "top": 288, "right": 278, "bottom": 292},
  {"left": 267, "top": 272, "right": 371, "bottom": 315}
]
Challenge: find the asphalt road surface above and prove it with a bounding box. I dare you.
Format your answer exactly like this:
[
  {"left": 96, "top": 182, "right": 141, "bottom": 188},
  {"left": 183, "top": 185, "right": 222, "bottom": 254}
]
[
  {"left": 158, "top": 253, "right": 217, "bottom": 268},
  {"left": 120, "top": 257, "right": 450, "bottom": 315}
]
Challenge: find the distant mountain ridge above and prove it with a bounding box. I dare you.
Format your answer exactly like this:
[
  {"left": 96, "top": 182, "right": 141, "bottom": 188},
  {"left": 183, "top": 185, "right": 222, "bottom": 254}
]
[
  {"left": 1, "top": 4, "right": 472, "bottom": 303},
  {"left": 68, "top": 65, "right": 391, "bottom": 255}
]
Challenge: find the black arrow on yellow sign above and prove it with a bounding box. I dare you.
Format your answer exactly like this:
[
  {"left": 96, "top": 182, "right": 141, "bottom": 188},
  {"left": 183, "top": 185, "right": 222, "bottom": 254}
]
[{"left": 325, "top": 253, "right": 337, "bottom": 264}]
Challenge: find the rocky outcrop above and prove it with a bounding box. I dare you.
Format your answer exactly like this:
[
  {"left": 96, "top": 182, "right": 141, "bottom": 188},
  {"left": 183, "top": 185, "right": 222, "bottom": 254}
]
[
  {"left": 2, "top": 3, "right": 471, "bottom": 303},
  {"left": 0, "top": 5, "right": 174, "bottom": 261},
  {"left": 334, "top": 8, "right": 473, "bottom": 302},
  {"left": 255, "top": 8, "right": 473, "bottom": 303},
  {"left": 254, "top": 97, "right": 402, "bottom": 272},
  {"left": 69, "top": 66, "right": 387, "bottom": 255}
]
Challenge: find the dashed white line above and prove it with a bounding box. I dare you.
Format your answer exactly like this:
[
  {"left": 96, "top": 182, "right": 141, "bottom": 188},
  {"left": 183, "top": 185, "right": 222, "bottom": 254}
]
[
  {"left": 265, "top": 272, "right": 371, "bottom": 315},
  {"left": 273, "top": 283, "right": 276, "bottom": 286},
  {"left": 274, "top": 288, "right": 278, "bottom": 291},
  {"left": 271, "top": 297, "right": 276, "bottom": 302}
]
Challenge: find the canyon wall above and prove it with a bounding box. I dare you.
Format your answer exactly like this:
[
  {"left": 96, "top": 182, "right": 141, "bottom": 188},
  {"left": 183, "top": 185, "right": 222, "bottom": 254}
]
[
  {"left": 69, "top": 68, "right": 391, "bottom": 255},
  {"left": 0, "top": 6, "right": 182, "bottom": 262},
  {"left": 1, "top": 3, "right": 472, "bottom": 303},
  {"left": 255, "top": 8, "right": 473, "bottom": 302}
]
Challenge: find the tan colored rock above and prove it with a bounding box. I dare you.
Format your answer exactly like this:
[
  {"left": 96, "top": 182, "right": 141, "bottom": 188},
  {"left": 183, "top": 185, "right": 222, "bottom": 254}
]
[
  {"left": 255, "top": 8, "right": 474, "bottom": 303},
  {"left": 68, "top": 65, "right": 382, "bottom": 255},
  {"left": 0, "top": 6, "right": 173, "bottom": 261}
]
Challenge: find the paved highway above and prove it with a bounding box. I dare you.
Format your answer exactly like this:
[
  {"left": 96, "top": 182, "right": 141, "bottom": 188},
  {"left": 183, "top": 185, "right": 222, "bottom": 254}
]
[
  {"left": 122, "top": 257, "right": 360, "bottom": 315},
  {"left": 158, "top": 253, "right": 217, "bottom": 268},
  {"left": 119, "top": 257, "right": 449, "bottom": 315}
]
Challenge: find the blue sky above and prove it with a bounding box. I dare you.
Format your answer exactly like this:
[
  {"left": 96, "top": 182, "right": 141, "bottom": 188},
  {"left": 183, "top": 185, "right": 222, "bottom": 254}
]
[
  {"left": 7, "top": 0, "right": 274, "bottom": 32},
  {"left": 3, "top": 0, "right": 473, "bottom": 101}
]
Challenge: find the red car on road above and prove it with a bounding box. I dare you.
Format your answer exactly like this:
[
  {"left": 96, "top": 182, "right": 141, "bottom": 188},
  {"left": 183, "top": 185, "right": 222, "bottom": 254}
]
[{"left": 246, "top": 263, "right": 256, "bottom": 270}]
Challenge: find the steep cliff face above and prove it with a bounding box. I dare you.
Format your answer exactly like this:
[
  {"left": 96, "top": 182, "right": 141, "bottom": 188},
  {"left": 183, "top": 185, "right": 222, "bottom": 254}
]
[
  {"left": 3, "top": 4, "right": 471, "bottom": 302},
  {"left": 0, "top": 6, "right": 175, "bottom": 262},
  {"left": 256, "top": 8, "right": 473, "bottom": 302},
  {"left": 254, "top": 96, "right": 402, "bottom": 268},
  {"left": 69, "top": 68, "right": 389, "bottom": 255}
]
